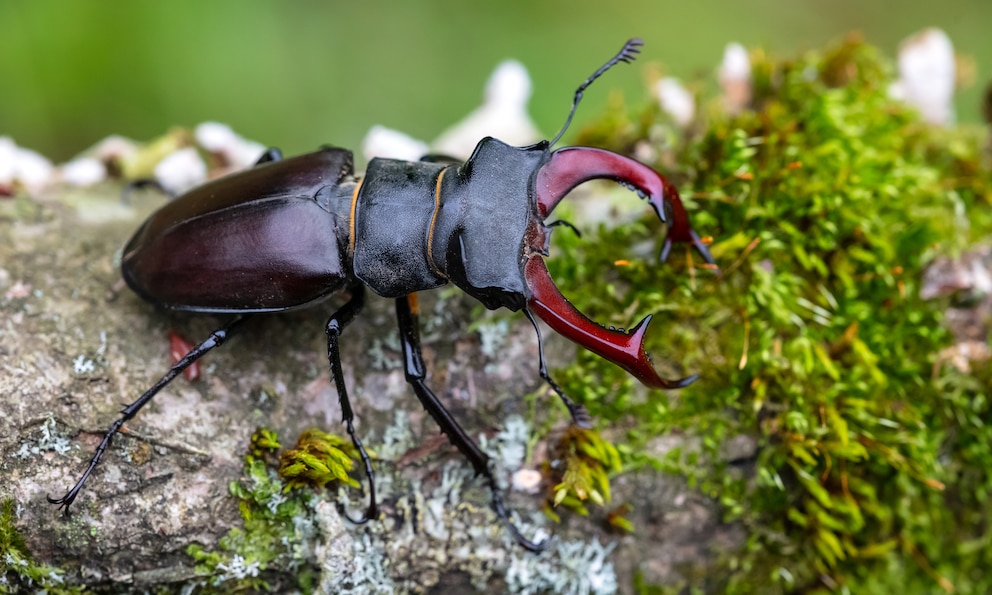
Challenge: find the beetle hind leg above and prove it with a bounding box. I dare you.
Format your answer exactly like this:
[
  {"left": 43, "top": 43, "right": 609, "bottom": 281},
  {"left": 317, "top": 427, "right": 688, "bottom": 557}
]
[
  {"left": 396, "top": 294, "right": 550, "bottom": 552},
  {"left": 324, "top": 284, "right": 378, "bottom": 524},
  {"left": 48, "top": 315, "right": 252, "bottom": 512}
]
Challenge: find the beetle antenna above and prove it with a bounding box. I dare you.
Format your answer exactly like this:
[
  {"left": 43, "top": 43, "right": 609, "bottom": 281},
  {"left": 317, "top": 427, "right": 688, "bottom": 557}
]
[{"left": 548, "top": 38, "right": 643, "bottom": 147}]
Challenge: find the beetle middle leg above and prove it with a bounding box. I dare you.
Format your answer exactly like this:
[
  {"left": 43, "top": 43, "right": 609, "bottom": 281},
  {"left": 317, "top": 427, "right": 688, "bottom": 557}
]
[
  {"left": 49, "top": 315, "right": 252, "bottom": 511},
  {"left": 324, "top": 283, "right": 378, "bottom": 524},
  {"left": 396, "top": 293, "right": 549, "bottom": 552}
]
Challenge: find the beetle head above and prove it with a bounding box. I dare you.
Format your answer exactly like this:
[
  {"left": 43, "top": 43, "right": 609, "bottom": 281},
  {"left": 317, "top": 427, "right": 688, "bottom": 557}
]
[{"left": 524, "top": 146, "right": 697, "bottom": 389}]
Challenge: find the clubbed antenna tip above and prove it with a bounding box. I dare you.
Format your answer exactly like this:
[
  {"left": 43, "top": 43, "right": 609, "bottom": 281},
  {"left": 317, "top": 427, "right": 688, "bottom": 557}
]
[{"left": 616, "top": 37, "right": 644, "bottom": 63}]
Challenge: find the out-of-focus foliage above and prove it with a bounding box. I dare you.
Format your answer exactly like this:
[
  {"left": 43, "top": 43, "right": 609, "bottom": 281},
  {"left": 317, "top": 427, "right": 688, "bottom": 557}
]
[{"left": 552, "top": 35, "right": 992, "bottom": 593}]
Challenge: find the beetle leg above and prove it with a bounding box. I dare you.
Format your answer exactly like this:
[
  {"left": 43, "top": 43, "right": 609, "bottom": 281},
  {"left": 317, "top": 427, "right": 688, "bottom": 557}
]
[
  {"left": 324, "top": 284, "right": 378, "bottom": 525},
  {"left": 255, "top": 147, "right": 283, "bottom": 164},
  {"left": 120, "top": 178, "right": 175, "bottom": 204},
  {"left": 396, "top": 293, "right": 550, "bottom": 552},
  {"left": 546, "top": 219, "right": 582, "bottom": 239},
  {"left": 48, "top": 315, "right": 251, "bottom": 512},
  {"left": 522, "top": 308, "right": 593, "bottom": 428}
]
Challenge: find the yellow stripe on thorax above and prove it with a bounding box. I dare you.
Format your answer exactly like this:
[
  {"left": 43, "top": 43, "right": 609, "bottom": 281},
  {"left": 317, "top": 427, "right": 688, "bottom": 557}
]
[
  {"left": 426, "top": 167, "right": 450, "bottom": 278},
  {"left": 347, "top": 178, "right": 364, "bottom": 257}
]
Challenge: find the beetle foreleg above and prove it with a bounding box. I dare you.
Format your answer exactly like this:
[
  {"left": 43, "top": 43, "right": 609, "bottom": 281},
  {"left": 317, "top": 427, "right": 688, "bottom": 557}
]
[
  {"left": 48, "top": 315, "right": 251, "bottom": 512},
  {"left": 523, "top": 308, "right": 593, "bottom": 428},
  {"left": 396, "top": 294, "right": 550, "bottom": 552},
  {"left": 324, "top": 284, "right": 378, "bottom": 524},
  {"left": 546, "top": 218, "right": 582, "bottom": 239}
]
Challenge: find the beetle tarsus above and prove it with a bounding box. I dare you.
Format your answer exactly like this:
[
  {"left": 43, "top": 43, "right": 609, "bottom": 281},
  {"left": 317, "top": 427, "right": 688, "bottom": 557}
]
[
  {"left": 523, "top": 308, "right": 593, "bottom": 428},
  {"left": 49, "top": 315, "right": 251, "bottom": 512},
  {"left": 487, "top": 473, "right": 552, "bottom": 553},
  {"left": 324, "top": 284, "right": 379, "bottom": 524}
]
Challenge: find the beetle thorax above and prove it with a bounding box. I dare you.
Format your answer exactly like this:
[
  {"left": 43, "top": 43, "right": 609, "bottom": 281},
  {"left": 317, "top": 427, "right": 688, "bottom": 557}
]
[{"left": 352, "top": 138, "right": 550, "bottom": 311}]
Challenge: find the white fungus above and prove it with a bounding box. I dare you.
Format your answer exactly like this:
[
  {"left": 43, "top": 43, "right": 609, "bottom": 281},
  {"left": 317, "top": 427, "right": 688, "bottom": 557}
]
[
  {"left": 889, "top": 28, "right": 956, "bottom": 125},
  {"left": 719, "top": 42, "right": 752, "bottom": 115},
  {"left": 361, "top": 125, "right": 430, "bottom": 162},
  {"left": 655, "top": 77, "right": 695, "bottom": 127},
  {"left": 194, "top": 121, "right": 267, "bottom": 169},
  {"left": 433, "top": 59, "right": 540, "bottom": 158},
  {"left": 154, "top": 147, "right": 208, "bottom": 195}
]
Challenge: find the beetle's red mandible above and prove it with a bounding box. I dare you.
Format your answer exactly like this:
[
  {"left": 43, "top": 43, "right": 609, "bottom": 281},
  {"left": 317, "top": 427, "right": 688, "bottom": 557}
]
[{"left": 525, "top": 146, "right": 715, "bottom": 388}]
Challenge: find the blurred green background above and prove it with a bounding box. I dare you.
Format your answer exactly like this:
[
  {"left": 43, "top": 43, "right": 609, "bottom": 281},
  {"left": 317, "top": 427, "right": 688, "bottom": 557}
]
[{"left": 1, "top": 1, "right": 989, "bottom": 163}]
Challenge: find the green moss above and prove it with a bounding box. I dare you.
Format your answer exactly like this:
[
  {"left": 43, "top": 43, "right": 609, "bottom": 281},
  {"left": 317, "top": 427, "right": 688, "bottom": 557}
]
[
  {"left": 279, "top": 428, "right": 362, "bottom": 491},
  {"left": 552, "top": 35, "right": 992, "bottom": 593},
  {"left": 543, "top": 425, "right": 624, "bottom": 523},
  {"left": 0, "top": 499, "right": 82, "bottom": 594},
  {"left": 185, "top": 428, "right": 353, "bottom": 592}
]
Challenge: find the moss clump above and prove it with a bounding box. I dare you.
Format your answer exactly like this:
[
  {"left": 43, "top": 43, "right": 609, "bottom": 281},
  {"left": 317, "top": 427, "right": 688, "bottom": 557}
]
[
  {"left": 186, "top": 427, "right": 361, "bottom": 593},
  {"left": 279, "top": 428, "right": 362, "bottom": 491},
  {"left": 543, "top": 425, "right": 625, "bottom": 527},
  {"left": 552, "top": 34, "right": 991, "bottom": 593}
]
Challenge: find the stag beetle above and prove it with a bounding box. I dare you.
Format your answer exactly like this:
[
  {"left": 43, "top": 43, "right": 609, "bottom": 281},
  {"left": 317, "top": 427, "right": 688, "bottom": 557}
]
[{"left": 49, "top": 39, "right": 714, "bottom": 551}]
